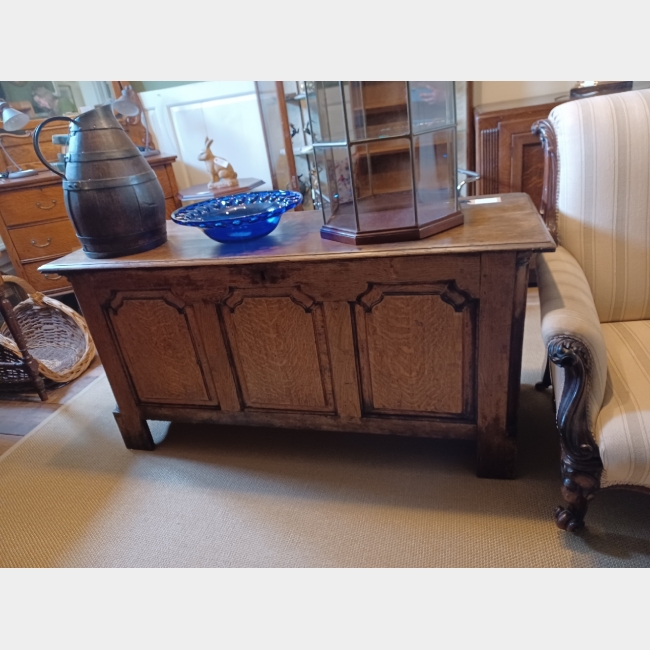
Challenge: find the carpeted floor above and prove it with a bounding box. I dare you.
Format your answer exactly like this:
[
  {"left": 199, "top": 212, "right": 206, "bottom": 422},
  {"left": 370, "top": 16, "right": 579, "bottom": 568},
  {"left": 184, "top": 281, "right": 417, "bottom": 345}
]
[{"left": 1, "top": 289, "right": 649, "bottom": 567}]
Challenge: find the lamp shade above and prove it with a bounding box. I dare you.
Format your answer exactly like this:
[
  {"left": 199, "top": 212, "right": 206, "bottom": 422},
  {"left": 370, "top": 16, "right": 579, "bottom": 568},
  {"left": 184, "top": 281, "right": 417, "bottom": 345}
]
[
  {"left": 112, "top": 88, "right": 140, "bottom": 117},
  {"left": 1, "top": 104, "right": 30, "bottom": 131}
]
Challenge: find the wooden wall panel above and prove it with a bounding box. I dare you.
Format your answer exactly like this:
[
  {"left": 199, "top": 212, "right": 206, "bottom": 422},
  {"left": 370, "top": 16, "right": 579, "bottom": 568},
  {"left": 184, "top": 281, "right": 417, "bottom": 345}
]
[
  {"left": 474, "top": 99, "right": 562, "bottom": 210},
  {"left": 514, "top": 136, "right": 546, "bottom": 211},
  {"left": 478, "top": 127, "right": 499, "bottom": 195}
]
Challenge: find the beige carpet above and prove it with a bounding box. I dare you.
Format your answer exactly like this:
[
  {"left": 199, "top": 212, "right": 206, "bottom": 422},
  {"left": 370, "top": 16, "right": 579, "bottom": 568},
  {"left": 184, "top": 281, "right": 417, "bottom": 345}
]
[{"left": 1, "top": 289, "right": 649, "bottom": 567}]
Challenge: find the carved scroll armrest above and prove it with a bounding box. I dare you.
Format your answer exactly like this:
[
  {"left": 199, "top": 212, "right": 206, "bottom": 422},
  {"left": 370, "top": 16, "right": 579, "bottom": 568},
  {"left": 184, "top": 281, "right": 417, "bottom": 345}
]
[{"left": 536, "top": 247, "right": 608, "bottom": 462}]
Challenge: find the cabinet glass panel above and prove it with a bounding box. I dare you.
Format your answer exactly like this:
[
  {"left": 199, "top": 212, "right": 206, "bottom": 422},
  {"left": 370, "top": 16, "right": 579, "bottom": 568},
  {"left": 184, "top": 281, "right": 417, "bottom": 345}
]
[
  {"left": 343, "top": 81, "right": 409, "bottom": 142},
  {"left": 256, "top": 81, "right": 289, "bottom": 191},
  {"left": 351, "top": 139, "right": 415, "bottom": 232},
  {"left": 307, "top": 79, "right": 462, "bottom": 243},
  {"left": 315, "top": 146, "right": 355, "bottom": 229},
  {"left": 305, "top": 81, "right": 346, "bottom": 144},
  {"left": 410, "top": 81, "right": 455, "bottom": 135},
  {"left": 414, "top": 128, "right": 457, "bottom": 226}
]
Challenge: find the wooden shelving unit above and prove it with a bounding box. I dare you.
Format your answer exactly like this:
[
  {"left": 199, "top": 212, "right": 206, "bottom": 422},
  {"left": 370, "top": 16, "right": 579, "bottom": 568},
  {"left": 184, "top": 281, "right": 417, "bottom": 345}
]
[{"left": 255, "top": 81, "right": 314, "bottom": 210}]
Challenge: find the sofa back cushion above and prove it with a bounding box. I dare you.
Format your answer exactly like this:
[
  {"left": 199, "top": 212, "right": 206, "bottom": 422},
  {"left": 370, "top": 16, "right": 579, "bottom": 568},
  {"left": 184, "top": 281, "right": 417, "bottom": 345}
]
[{"left": 550, "top": 89, "right": 650, "bottom": 323}]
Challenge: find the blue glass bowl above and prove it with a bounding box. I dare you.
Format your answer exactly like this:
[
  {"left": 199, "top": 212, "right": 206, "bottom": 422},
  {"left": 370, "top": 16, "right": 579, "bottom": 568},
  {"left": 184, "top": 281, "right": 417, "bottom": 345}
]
[{"left": 171, "top": 190, "right": 303, "bottom": 243}]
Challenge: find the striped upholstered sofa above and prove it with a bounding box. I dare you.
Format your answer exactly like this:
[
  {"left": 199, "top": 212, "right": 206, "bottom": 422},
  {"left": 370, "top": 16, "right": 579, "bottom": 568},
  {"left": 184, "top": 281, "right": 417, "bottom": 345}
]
[{"left": 533, "top": 88, "right": 650, "bottom": 531}]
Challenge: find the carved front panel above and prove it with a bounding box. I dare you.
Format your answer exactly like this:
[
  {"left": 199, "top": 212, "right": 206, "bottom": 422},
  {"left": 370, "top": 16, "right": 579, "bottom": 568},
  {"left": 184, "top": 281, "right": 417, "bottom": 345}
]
[
  {"left": 220, "top": 288, "right": 334, "bottom": 412},
  {"left": 107, "top": 291, "right": 215, "bottom": 405},
  {"left": 355, "top": 282, "right": 475, "bottom": 418}
]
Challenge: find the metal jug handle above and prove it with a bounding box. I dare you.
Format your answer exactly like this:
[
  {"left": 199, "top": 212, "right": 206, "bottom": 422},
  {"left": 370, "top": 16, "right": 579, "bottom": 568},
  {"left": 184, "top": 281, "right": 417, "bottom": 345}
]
[{"left": 32, "top": 116, "right": 77, "bottom": 179}]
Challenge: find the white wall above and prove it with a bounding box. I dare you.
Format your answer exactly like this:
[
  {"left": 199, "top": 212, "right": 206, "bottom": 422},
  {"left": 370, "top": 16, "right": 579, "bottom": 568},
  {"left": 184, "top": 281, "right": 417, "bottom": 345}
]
[
  {"left": 139, "top": 81, "right": 272, "bottom": 191},
  {"left": 473, "top": 81, "right": 575, "bottom": 106}
]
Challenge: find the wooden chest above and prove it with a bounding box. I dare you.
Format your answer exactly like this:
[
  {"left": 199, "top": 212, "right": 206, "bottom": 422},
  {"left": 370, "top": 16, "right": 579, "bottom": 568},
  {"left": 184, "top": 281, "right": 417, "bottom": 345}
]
[{"left": 41, "top": 194, "right": 555, "bottom": 478}]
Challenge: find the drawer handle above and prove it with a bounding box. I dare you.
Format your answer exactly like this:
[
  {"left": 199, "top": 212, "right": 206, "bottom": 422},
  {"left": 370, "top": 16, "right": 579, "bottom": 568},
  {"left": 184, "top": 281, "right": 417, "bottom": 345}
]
[
  {"left": 44, "top": 273, "right": 62, "bottom": 281},
  {"left": 36, "top": 200, "right": 57, "bottom": 210},
  {"left": 30, "top": 237, "right": 52, "bottom": 248}
]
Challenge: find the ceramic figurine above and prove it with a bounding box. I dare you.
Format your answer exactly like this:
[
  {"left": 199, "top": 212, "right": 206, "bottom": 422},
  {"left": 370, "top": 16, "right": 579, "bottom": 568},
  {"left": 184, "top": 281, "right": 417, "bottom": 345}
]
[{"left": 199, "top": 137, "right": 239, "bottom": 189}]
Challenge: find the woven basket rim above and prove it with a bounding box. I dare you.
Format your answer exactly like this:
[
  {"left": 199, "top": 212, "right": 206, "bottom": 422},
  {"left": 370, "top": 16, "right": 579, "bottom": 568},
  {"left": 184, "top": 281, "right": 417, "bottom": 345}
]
[{"left": 1, "top": 275, "right": 96, "bottom": 384}]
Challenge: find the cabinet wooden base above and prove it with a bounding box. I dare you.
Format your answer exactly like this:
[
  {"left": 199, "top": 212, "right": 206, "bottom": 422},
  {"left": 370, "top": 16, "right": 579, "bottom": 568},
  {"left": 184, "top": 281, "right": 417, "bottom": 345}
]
[{"left": 321, "top": 211, "right": 464, "bottom": 245}]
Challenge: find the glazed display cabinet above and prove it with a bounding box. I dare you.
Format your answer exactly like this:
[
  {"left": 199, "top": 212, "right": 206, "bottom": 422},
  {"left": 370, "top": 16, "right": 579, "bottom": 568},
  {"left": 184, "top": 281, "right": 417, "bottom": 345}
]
[{"left": 306, "top": 81, "right": 461, "bottom": 244}]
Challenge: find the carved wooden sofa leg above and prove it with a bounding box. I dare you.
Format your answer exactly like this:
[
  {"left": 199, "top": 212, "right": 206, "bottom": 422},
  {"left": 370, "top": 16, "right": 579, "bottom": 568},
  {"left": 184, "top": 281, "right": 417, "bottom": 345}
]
[
  {"left": 555, "top": 452, "right": 602, "bottom": 531},
  {"left": 548, "top": 337, "right": 603, "bottom": 531}
]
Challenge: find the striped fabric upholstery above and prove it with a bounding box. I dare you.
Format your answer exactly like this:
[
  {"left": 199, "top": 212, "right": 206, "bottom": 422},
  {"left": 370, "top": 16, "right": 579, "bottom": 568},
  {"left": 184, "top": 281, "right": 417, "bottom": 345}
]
[
  {"left": 549, "top": 89, "right": 650, "bottom": 323},
  {"left": 597, "top": 321, "right": 650, "bottom": 488},
  {"left": 540, "top": 89, "right": 650, "bottom": 489}
]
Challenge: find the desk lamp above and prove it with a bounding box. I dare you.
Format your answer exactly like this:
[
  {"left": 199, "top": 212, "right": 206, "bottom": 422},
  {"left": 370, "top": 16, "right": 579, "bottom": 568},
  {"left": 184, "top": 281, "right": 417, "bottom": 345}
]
[
  {"left": 0, "top": 100, "right": 38, "bottom": 179},
  {"left": 112, "top": 86, "right": 160, "bottom": 157}
]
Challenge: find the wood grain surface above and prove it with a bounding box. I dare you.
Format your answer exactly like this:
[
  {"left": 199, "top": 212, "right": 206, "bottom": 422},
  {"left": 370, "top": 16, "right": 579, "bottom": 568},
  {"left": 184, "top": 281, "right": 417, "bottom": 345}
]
[
  {"left": 70, "top": 278, "right": 155, "bottom": 450},
  {"left": 21, "top": 262, "right": 71, "bottom": 292},
  {"left": 10, "top": 218, "right": 79, "bottom": 263},
  {"left": 363, "top": 293, "right": 465, "bottom": 414},
  {"left": 0, "top": 185, "right": 69, "bottom": 227},
  {"left": 154, "top": 165, "right": 175, "bottom": 198},
  {"left": 42, "top": 193, "right": 555, "bottom": 274},
  {"left": 476, "top": 252, "right": 519, "bottom": 478},
  {"left": 324, "top": 302, "right": 362, "bottom": 418},
  {"left": 223, "top": 295, "right": 332, "bottom": 411},
  {"left": 109, "top": 295, "right": 213, "bottom": 404}
]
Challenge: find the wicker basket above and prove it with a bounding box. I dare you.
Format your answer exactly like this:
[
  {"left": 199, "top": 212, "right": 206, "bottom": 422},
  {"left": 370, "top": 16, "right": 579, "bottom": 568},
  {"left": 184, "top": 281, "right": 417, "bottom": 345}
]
[{"left": 0, "top": 275, "right": 96, "bottom": 387}]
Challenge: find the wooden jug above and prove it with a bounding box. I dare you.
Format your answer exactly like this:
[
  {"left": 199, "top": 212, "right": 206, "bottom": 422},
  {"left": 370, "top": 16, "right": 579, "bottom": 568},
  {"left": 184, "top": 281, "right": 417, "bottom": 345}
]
[{"left": 33, "top": 104, "right": 167, "bottom": 259}]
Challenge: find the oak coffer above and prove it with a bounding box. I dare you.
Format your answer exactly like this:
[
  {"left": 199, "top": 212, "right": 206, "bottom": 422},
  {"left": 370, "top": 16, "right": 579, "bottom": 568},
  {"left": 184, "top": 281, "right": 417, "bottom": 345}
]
[{"left": 40, "top": 193, "right": 555, "bottom": 478}]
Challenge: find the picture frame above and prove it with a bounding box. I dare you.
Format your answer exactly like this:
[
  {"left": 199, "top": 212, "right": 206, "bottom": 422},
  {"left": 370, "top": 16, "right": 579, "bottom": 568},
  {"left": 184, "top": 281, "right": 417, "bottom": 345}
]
[{"left": 56, "top": 84, "right": 78, "bottom": 112}]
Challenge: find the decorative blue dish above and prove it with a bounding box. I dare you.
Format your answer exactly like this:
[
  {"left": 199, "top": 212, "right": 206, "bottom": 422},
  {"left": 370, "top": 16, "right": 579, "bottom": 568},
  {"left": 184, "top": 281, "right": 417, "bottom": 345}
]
[{"left": 170, "top": 190, "right": 303, "bottom": 243}]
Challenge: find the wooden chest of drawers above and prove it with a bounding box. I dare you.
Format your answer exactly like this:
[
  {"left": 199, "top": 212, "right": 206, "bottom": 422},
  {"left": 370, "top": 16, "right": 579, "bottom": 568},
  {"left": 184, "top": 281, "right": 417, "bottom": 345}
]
[{"left": 0, "top": 155, "right": 180, "bottom": 295}]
